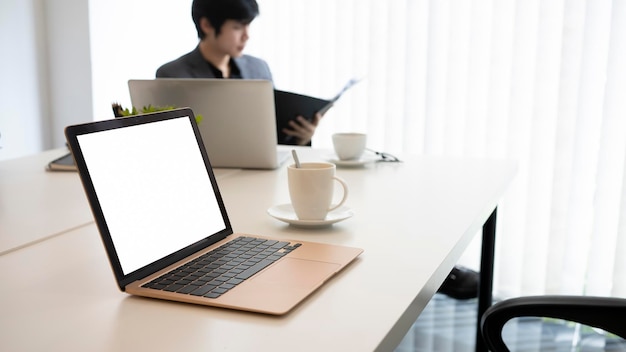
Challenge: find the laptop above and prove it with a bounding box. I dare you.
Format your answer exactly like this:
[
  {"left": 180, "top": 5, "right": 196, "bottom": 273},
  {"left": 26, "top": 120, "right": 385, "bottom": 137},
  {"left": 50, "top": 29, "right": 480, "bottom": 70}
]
[
  {"left": 64, "top": 108, "right": 363, "bottom": 315},
  {"left": 128, "top": 78, "right": 288, "bottom": 169}
]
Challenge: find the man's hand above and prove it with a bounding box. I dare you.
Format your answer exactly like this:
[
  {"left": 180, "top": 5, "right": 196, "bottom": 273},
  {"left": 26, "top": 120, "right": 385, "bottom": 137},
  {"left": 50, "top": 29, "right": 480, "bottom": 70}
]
[{"left": 282, "top": 112, "right": 323, "bottom": 145}]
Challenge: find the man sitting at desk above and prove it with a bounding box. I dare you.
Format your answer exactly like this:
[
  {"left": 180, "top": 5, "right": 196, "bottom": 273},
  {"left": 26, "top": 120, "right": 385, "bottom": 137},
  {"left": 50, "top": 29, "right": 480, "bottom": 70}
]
[{"left": 156, "top": 0, "right": 322, "bottom": 146}]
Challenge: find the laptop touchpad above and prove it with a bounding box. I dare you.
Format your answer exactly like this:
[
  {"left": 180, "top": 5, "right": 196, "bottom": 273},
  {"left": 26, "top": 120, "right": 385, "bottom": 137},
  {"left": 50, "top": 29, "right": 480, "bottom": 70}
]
[{"left": 251, "top": 258, "right": 340, "bottom": 288}]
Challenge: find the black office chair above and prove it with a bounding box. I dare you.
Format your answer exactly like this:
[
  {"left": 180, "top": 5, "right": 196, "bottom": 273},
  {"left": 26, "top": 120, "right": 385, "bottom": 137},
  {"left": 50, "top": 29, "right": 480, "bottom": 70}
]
[{"left": 480, "top": 295, "right": 626, "bottom": 351}]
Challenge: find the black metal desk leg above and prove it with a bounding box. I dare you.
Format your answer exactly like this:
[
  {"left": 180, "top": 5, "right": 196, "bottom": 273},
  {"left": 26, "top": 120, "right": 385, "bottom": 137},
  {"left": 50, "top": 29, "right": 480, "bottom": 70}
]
[{"left": 475, "top": 207, "right": 497, "bottom": 352}]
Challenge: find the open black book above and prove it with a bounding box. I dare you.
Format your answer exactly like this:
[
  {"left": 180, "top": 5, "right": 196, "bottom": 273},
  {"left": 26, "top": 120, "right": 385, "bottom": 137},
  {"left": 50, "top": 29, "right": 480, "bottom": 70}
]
[{"left": 274, "top": 78, "right": 361, "bottom": 145}]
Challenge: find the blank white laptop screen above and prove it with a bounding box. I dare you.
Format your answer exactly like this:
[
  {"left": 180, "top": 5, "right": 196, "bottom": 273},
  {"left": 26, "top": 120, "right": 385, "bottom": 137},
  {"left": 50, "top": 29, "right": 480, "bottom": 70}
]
[{"left": 76, "top": 116, "right": 226, "bottom": 274}]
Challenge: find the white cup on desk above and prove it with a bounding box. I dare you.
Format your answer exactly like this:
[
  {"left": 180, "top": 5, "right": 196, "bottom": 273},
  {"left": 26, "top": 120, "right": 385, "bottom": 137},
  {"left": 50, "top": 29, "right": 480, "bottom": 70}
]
[
  {"left": 332, "top": 133, "right": 367, "bottom": 160},
  {"left": 288, "top": 162, "right": 349, "bottom": 220}
]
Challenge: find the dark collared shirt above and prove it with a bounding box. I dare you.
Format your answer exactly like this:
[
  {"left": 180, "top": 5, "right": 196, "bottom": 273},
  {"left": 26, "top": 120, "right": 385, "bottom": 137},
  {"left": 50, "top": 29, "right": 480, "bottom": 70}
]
[{"left": 205, "top": 58, "right": 242, "bottom": 79}]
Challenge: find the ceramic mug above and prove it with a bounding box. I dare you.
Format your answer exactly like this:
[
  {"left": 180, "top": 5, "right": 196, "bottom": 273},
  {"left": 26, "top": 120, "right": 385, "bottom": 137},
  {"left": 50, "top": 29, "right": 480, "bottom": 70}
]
[
  {"left": 288, "top": 162, "right": 349, "bottom": 220},
  {"left": 332, "top": 133, "right": 367, "bottom": 160}
]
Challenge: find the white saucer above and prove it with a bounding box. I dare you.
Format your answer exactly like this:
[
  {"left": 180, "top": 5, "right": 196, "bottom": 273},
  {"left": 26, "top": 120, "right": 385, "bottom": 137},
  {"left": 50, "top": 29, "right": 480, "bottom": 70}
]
[
  {"left": 267, "top": 204, "right": 354, "bottom": 227},
  {"left": 324, "top": 154, "right": 377, "bottom": 167}
]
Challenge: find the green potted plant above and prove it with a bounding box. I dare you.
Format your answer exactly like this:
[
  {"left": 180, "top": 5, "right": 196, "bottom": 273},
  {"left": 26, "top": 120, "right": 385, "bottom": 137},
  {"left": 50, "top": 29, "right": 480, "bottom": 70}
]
[{"left": 111, "top": 103, "right": 203, "bottom": 124}]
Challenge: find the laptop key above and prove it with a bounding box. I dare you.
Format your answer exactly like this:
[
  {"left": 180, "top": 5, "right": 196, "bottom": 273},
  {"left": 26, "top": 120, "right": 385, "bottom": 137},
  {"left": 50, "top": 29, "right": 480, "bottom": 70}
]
[
  {"left": 270, "top": 241, "right": 290, "bottom": 250},
  {"left": 226, "top": 278, "right": 243, "bottom": 285},
  {"left": 204, "top": 292, "right": 222, "bottom": 299},
  {"left": 211, "top": 287, "right": 229, "bottom": 294},
  {"left": 177, "top": 284, "right": 201, "bottom": 294},
  {"left": 236, "top": 259, "right": 275, "bottom": 280},
  {"left": 145, "top": 282, "right": 167, "bottom": 290},
  {"left": 163, "top": 283, "right": 185, "bottom": 292},
  {"left": 190, "top": 284, "right": 218, "bottom": 296}
]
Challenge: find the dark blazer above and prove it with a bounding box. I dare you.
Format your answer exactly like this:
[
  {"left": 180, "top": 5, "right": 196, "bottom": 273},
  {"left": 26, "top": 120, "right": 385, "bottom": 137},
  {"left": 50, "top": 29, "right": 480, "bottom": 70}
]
[{"left": 156, "top": 46, "right": 273, "bottom": 81}]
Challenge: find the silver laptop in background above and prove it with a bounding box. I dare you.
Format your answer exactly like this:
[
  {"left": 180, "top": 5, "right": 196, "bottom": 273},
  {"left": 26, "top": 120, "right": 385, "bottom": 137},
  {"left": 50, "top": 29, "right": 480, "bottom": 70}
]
[{"left": 128, "top": 78, "right": 287, "bottom": 169}]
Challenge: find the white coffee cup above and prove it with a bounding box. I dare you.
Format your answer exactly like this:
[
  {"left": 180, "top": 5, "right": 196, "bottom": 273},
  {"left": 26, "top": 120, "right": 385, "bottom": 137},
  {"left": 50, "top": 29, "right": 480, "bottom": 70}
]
[
  {"left": 332, "top": 133, "right": 367, "bottom": 160},
  {"left": 288, "top": 162, "right": 349, "bottom": 220}
]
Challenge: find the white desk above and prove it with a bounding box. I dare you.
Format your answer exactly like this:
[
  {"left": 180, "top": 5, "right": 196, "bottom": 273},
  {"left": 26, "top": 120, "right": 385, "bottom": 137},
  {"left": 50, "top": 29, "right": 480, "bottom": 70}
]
[
  {"left": 0, "top": 149, "right": 242, "bottom": 255},
  {"left": 0, "top": 148, "right": 516, "bottom": 351},
  {"left": 0, "top": 149, "right": 92, "bottom": 255}
]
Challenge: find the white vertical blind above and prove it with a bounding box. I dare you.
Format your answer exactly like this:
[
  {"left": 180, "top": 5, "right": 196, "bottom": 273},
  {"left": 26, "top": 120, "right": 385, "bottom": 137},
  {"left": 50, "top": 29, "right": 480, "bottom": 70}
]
[
  {"left": 258, "top": 0, "right": 626, "bottom": 299},
  {"left": 89, "top": 0, "right": 626, "bottom": 298}
]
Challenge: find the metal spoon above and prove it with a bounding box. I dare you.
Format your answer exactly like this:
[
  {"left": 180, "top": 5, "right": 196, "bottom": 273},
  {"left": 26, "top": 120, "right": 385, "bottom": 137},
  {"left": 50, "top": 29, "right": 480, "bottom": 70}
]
[{"left": 291, "top": 149, "right": 301, "bottom": 168}]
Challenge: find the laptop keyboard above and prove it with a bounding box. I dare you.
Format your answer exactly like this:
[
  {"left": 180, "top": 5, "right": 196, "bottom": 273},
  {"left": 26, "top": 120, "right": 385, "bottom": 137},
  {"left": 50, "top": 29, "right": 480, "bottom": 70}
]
[{"left": 143, "top": 236, "right": 302, "bottom": 298}]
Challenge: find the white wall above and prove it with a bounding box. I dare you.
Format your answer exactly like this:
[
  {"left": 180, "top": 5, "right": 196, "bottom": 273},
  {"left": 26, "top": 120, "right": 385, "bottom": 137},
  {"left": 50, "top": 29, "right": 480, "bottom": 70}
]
[
  {"left": 0, "top": 0, "right": 45, "bottom": 160},
  {"left": 0, "top": 0, "right": 92, "bottom": 161},
  {"left": 46, "top": 0, "right": 93, "bottom": 148},
  {"left": 88, "top": 0, "right": 197, "bottom": 121}
]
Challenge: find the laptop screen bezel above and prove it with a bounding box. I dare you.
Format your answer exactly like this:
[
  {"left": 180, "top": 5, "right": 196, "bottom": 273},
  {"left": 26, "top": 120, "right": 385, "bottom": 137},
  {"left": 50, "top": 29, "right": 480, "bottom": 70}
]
[{"left": 65, "top": 108, "right": 233, "bottom": 290}]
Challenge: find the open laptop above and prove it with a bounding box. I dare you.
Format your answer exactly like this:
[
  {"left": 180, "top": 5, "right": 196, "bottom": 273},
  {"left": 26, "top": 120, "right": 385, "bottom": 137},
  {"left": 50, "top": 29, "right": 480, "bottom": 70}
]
[
  {"left": 65, "top": 108, "right": 363, "bottom": 315},
  {"left": 128, "top": 78, "right": 288, "bottom": 169}
]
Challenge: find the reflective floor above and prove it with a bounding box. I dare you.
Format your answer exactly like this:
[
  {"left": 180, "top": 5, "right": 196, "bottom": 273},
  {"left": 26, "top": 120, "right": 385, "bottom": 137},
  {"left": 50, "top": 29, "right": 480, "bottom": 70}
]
[{"left": 395, "top": 294, "right": 626, "bottom": 352}]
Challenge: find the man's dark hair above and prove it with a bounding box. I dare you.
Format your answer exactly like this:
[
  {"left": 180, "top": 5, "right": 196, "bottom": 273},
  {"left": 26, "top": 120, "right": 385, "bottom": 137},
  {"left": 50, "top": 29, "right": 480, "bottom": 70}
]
[{"left": 192, "top": 0, "right": 259, "bottom": 39}]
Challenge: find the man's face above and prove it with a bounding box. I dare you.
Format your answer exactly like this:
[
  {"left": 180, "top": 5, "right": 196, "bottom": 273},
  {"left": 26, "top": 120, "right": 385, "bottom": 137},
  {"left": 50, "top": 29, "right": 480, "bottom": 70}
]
[{"left": 211, "top": 20, "right": 250, "bottom": 57}]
